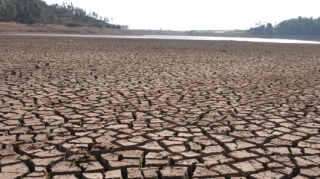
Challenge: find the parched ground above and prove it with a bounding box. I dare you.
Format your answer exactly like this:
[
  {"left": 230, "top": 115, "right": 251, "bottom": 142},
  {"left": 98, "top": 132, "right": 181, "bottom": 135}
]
[{"left": 0, "top": 36, "right": 320, "bottom": 179}]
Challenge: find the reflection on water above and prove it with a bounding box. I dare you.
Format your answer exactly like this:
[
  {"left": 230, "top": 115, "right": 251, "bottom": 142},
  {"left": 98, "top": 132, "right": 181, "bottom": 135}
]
[{"left": 3, "top": 34, "right": 320, "bottom": 44}]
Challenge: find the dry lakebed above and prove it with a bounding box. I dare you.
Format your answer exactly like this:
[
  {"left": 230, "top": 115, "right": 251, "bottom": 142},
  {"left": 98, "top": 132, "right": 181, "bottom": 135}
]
[{"left": 0, "top": 36, "right": 320, "bottom": 179}]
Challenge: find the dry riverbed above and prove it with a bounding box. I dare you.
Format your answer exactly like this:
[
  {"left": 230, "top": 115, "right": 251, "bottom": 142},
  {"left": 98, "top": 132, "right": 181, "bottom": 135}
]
[{"left": 0, "top": 36, "right": 320, "bottom": 179}]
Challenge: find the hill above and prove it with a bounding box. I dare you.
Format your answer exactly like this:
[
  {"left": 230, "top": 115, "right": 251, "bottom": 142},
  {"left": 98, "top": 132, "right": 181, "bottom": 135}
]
[
  {"left": 0, "top": 0, "right": 123, "bottom": 29},
  {"left": 249, "top": 16, "right": 320, "bottom": 37}
]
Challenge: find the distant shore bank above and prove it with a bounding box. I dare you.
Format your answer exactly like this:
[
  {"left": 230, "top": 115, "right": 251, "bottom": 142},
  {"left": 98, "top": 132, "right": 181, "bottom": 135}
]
[
  {"left": 1, "top": 23, "right": 319, "bottom": 42},
  {"left": 0, "top": 23, "right": 132, "bottom": 35},
  {"left": 129, "top": 29, "right": 320, "bottom": 42}
]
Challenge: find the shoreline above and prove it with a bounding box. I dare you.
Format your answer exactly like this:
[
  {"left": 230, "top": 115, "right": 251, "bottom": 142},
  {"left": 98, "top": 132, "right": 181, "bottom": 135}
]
[
  {"left": 0, "top": 22, "right": 132, "bottom": 35},
  {"left": 1, "top": 33, "right": 319, "bottom": 44}
]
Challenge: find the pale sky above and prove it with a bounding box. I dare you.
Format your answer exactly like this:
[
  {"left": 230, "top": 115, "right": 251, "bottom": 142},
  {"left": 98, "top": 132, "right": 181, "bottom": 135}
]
[{"left": 44, "top": 0, "right": 320, "bottom": 31}]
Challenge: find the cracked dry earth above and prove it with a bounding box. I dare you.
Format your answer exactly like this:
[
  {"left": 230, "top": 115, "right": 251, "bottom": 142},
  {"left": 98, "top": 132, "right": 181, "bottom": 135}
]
[{"left": 0, "top": 36, "right": 320, "bottom": 179}]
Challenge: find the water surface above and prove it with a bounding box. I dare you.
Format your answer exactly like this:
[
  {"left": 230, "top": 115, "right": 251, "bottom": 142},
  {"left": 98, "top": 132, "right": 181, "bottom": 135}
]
[{"left": 3, "top": 34, "right": 320, "bottom": 44}]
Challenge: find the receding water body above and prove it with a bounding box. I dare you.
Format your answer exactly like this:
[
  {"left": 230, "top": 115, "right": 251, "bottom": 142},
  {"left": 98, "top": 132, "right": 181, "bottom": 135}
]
[{"left": 3, "top": 34, "right": 320, "bottom": 44}]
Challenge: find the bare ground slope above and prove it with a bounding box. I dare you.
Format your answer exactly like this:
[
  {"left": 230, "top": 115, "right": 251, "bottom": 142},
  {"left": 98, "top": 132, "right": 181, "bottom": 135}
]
[{"left": 0, "top": 22, "right": 132, "bottom": 35}]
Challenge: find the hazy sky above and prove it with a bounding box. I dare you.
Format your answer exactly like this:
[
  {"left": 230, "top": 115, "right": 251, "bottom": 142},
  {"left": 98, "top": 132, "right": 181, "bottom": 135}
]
[{"left": 44, "top": 0, "right": 320, "bottom": 31}]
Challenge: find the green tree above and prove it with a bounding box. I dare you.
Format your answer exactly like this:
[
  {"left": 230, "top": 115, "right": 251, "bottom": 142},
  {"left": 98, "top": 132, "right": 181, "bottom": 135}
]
[
  {"left": 4, "top": 2, "right": 17, "bottom": 21},
  {"left": 0, "top": 0, "right": 4, "bottom": 20},
  {"left": 70, "top": 2, "right": 74, "bottom": 11},
  {"left": 48, "top": 14, "right": 57, "bottom": 23},
  {"left": 265, "top": 23, "right": 274, "bottom": 34},
  {"left": 252, "top": 24, "right": 265, "bottom": 34}
]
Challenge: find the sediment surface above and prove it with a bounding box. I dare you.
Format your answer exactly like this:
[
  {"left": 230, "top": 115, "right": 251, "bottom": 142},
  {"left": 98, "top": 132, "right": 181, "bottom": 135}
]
[{"left": 0, "top": 36, "right": 320, "bottom": 179}]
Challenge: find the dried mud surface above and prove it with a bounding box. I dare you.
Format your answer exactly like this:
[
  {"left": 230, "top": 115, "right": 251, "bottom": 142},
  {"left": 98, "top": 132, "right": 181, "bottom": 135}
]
[{"left": 1, "top": 36, "right": 320, "bottom": 179}]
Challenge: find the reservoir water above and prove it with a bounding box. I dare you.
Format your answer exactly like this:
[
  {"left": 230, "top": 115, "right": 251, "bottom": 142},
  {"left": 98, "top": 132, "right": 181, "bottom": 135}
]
[{"left": 3, "top": 34, "right": 320, "bottom": 44}]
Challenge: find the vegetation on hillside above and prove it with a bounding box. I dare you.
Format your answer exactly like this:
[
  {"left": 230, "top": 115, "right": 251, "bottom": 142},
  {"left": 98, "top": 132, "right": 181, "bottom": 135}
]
[
  {"left": 0, "top": 0, "right": 127, "bottom": 29},
  {"left": 249, "top": 16, "right": 320, "bottom": 36}
]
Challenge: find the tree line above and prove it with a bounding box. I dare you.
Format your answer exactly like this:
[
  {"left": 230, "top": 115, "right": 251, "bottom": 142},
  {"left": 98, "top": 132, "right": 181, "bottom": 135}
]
[
  {"left": 249, "top": 16, "right": 320, "bottom": 36},
  {"left": 0, "top": 0, "right": 128, "bottom": 29}
]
